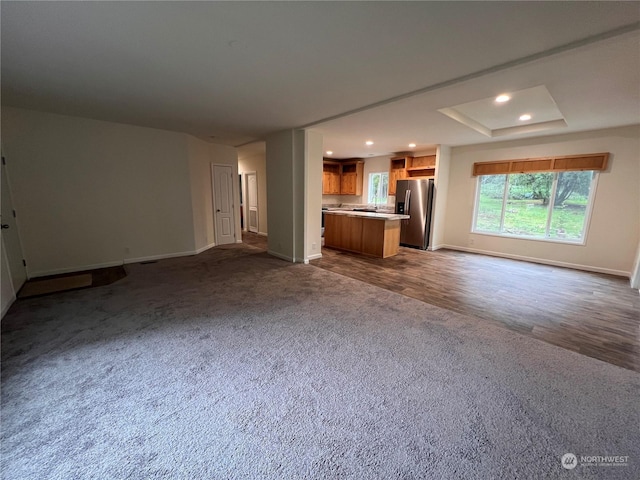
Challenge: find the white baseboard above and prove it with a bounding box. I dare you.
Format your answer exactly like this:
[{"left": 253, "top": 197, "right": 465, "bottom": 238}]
[
  {"left": 30, "top": 259, "right": 125, "bottom": 278},
  {"left": 30, "top": 244, "right": 217, "bottom": 278},
  {"left": 258, "top": 231, "right": 268, "bottom": 237},
  {"left": 267, "top": 250, "right": 295, "bottom": 263},
  {"left": 236, "top": 239, "right": 243, "bottom": 244},
  {"left": 440, "top": 244, "right": 630, "bottom": 277},
  {"left": 194, "top": 242, "right": 216, "bottom": 254},
  {"left": 305, "top": 253, "right": 322, "bottom": 263}
]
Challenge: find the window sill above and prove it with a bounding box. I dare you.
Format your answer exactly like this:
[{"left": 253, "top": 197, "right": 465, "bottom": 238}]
[{"left": 471, "top": 230, "right": 587, "bottom": 246}]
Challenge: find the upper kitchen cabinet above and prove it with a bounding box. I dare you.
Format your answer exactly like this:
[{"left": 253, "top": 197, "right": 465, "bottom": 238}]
[
  {"left": 407, "top": 155, "right": 436, "bottom": 177},
  {"left": 322, "top": 160, "right": 341, "bottom": 195},
  {"left": 389, "top": 156, "right": 409, "bottom": 196},
  {"left": 340, "top": 160, "right": 364, "bottom": 196},
  {"left": 389, "top": 155, "right": 436, "bottom": 195},
  {"left": 322, "top": 159, "right": 364, "bottom": 195}
]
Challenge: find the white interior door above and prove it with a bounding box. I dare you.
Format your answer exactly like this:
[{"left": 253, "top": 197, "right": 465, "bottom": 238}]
[
  {"left": 247, "top": 172, "right": 259, "bottom": 233},
  {"left": 1, "top": 156, "right": 27, "bottom": 300},
  {"left": 211, "top": 164, "right": 236, "bottom": 245}
]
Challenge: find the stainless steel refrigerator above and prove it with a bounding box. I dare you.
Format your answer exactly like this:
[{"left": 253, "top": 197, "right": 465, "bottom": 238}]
[{"left": 394, "top": 178, "right": 434, "bottom": 249}]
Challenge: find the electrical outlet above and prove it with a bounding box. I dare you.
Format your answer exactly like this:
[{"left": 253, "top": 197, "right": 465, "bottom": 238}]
[
  {"left": 469, "top": 237, "right": 475, "bottom": 246},
  {"left": 312, "top": 242, "right": 317, "bottom": 251},
  {"left": 124, "top": 247, "right": 130, "bottom": 254}
]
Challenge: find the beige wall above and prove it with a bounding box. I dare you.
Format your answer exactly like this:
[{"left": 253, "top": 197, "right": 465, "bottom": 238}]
[
  {"left": 431, "top": 145, "right": 451, "bottom": 249},
  {"left": 1, "top": 107, "right": 239, "bottom": 276},
  {"left": 266, "top": 130, "right": 296, "bottom": 261},
  {"left": 238, "top": 147, "right": 268, "bottom": 235},
  {"left": 304, "top": 130, "right": 323, "bottom": 261},
  {"left": 444, "top": 126, "right": 640, "bottom": 276},
  {"left": 265, "top": 129, "right": 321, "bottom": 263}
]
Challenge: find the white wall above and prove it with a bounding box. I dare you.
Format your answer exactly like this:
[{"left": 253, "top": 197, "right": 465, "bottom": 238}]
[
  {"left": 238, "top": 147, "right": 268, "bottom": 235},
  {"left": 430, "top": 145, "right": 451, "bottom": 249},
  {"left": 266, "top": 130, "right": 296, "bottom": 261},
  {"left": 1, "top": 107, "right": 239, "bottom": 276},
  {"left": 304, "top": 130, "right": 323, "bottom": 261},
  {"left": 444, "top": 126, "right": 640, "bottom": 276},
  {"left": 265, "top": 129, "right": 321, "bottom": 263}
]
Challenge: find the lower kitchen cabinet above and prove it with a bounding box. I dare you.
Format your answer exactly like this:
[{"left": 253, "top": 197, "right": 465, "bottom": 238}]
[{"left": 323, "top": 212, "right": 405, "bottom": 258}]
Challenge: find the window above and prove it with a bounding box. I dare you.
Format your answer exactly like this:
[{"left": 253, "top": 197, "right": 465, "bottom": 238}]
[
  {"left": 473, "top": 171, "right": 598, "bottom": 243},
  {"left": 368, "top": 172, "right": 389, "bottom": 204}
]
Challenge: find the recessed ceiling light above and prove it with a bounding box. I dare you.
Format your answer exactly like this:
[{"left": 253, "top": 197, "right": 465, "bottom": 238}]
[
  {"left": 365, "top": 140, "right": 374, "bottom": 146},
  {"left": 326, "top": 150, "right": 333, "bottom": 155},
  {"left": 408, "top": 143, "right": 416, "bottom": 148},
  {"left": 519, "top": 114, "right": 532, "bottom": 121},
  {"left": 495, "top": 94, "right": 511, "bottom": 103}
]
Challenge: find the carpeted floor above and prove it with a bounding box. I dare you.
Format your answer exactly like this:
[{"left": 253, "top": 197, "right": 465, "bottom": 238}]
[{"left": 2, "top": 243, "right": 638, "bottom": 479}]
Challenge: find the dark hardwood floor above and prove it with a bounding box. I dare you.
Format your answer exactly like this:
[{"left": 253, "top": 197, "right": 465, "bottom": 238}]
[{"left": 242, "top": 232, "right": 639, "bottom": 372}]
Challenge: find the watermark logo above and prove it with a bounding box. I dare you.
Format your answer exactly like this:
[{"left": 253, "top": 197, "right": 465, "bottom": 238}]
[
  {"left": 561, "top": 453, "right": 577, "bottom": 470},
  {"left": 561, "top": 453, "right": 629, "bottom": 469}
]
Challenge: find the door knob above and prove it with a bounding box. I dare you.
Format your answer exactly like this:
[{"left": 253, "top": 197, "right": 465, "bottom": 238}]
[
  {"left": 216, "top": 209, "right": 221, "bottom": 213},
  {"left": 1, "top": 224, "right": 9, "bottom": 229}
]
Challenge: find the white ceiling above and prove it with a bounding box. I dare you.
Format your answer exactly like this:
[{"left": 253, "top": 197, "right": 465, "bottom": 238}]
[{"left": 2, "top": 2, "right": 639, "bottom": 159}]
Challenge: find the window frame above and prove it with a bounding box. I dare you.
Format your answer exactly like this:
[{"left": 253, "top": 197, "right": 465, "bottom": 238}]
[
  {"left": 471, "top": 171, "right": 599, "bottom": 245},
  {"left": 367, "top": 171, "right": 389, "bottom": 205}
]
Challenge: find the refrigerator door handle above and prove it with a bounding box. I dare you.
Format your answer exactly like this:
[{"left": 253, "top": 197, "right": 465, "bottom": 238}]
[{"left": 404, "top": 189, "right": 411, "bottom": 213}]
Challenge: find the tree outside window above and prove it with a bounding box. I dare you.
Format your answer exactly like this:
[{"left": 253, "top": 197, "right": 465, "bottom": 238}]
[
  {"left": 368, "top": 172, "right": 389, "bottom": 205},
  {"left": 474, "top": 171, "right": 596, "bottom": 242}
]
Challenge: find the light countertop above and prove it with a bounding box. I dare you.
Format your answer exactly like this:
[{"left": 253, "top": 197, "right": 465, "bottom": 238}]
[{"left": 323, "top": 210, "right": 409, "bottom": 221}]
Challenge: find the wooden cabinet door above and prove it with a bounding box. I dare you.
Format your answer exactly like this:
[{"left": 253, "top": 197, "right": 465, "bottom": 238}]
[
  {"left": 345, "top": 216, "right": 363, "bottom": 252},
  {"left": 389, "top": 157, "right": 408, "bottom": 196},
  {"left": 323, "top": 214, "right": 341, "bottom": 248},
  {"left": 322, "top": 171, "right": 332, "bottom": 194},
  {"left": 341, "top": 173, "right": 356, "bottom": 195},
  {"left": 330, "top": 173, "right": 341, "bottom": 194}
]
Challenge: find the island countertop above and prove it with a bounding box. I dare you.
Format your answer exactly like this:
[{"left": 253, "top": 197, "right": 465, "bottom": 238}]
[
  {"left": 323, "top": 211, "right": 407, "bottom": 258},
  {"left": 322, "top": 210, "right": 409, "bottom": 221}
]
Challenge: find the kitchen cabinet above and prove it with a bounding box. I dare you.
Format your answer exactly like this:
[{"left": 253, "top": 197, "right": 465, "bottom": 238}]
[
  {"left": 322, "top": 161, "right": 341, "bottom": 195},
  {"left": 389, "top": 156, "right": 409, "bottom": 196},
  {"left": 407, "top": 155, "right": 436, "bottom": 177},
  {"left": 323, "top": 211, "right": 408, "bottom": 258},
  {"left": 389, "top": 155, "right": 436, "bottom": 195},
  {"left": 340, "top": 160, "right": 364, "bottom": 196},
  {"left": 323, "top": 159, "right": 363, "bottom": 195}
]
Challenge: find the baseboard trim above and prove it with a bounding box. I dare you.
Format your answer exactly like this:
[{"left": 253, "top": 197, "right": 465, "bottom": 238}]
[
  {"left": 258, "top": 231, "right": 268, "bottom": 237},
  {"left": 30, "top": 260, "right": 125, "bottom": 278},
  {"left": 440, "top": 244, "right": 630, "bottom": 277},
  {"left": 267, "top": 250, "right": 295, "bottom": 263},
  {"left": 305, "top": 253, "right": 322, "bottom": 263},
  {"left": 30, "top": 245, "right": 217, "bottom": 278},
  {"left": 194, "top": 242, "right": 216, "bottom": 254},
  {"left": 125, "top": 250, "right": 200, "bottom": 265}
]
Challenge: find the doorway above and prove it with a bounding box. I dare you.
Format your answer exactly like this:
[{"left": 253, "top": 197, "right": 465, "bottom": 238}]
[
  {"left": 246, "top": 172, "right": 259, "bottom": 233},
  {"left": 1, "top": 155, "right": 27, "bottom": 313},
  {"left": 211, "top": 164, "right": 236, "bottom": 245}
]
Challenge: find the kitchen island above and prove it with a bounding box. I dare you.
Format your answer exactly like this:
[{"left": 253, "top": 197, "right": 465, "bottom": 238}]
[{"left": 323, "top": 210, "right": 410, "bottom": 258}]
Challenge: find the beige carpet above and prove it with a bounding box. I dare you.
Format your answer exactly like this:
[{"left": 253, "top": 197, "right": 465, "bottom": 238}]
[{"left": 2, "top": 243, "right": 638, "bottom": 479}]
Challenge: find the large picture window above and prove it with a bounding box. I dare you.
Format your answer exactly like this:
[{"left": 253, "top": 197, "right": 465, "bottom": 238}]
[
  {"left": 473, "top": 171, "right": 598, "bottom": 243},
  {"left": 368, "top": 172, "right": 389, "bottom": 205}
]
